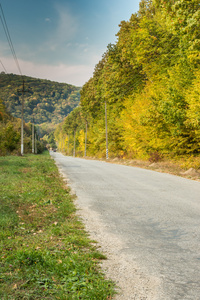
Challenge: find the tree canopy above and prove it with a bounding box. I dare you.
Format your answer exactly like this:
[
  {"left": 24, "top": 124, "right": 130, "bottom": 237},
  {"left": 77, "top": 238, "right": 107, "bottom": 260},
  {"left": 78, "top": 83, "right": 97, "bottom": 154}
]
[
  {"left": 55, "top": 0, "right": 200, "bottom": 159},
  {"left": 0, "top": 73, "right": 81, "bottom": 126}
]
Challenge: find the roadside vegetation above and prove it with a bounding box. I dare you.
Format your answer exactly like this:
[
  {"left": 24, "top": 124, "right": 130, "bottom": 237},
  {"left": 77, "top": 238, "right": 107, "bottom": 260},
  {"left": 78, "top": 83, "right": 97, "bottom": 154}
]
[
  {"left": 0, "top": 151, "right": 115, "bottom": 299},
  {"left": 55, "top": 0, "right": 200, "bottom": 162},
  {"left": 0, "top": 99, "right": 45, "bottom": 156}
]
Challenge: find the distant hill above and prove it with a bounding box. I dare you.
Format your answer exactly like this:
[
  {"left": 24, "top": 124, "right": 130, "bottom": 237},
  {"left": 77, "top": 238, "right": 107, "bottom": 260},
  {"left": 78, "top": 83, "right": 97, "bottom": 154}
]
[{"left": 0, "top": 73, "right": 81, "bottom": 126}]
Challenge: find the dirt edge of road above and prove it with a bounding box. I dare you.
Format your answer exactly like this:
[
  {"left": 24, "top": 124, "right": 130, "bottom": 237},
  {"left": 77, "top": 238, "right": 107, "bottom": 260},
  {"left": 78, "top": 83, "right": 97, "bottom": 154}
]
[{"left": 87, "top": 156, "right": 200, "bottom": 182}]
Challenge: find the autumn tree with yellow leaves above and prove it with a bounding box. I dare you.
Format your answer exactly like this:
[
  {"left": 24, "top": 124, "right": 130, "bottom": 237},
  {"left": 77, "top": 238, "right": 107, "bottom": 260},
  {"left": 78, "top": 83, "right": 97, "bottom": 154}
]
[{"left": 55, "top": 0, "right": 200, "bottom": 160}]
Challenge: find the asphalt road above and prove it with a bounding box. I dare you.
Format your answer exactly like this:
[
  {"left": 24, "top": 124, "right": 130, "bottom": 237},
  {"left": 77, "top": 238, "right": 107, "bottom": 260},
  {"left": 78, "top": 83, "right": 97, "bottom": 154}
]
[{"left": 51, "top": 152, "right": 200, "bottom": 299}]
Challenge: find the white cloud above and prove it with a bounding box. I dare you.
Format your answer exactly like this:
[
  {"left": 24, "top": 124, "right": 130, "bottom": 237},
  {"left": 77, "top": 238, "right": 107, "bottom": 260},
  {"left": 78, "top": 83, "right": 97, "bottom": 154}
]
[
  {"left": 0, "top": 3, "right": 105, "bottom": 77},
  {"left": 0, "top": 56, "right": 94, "bottom": 86},
  {"left": 51, "top": 4, "right": 79, "bottom": 48},
  {"left": 0, "top": 2, "right": 104, "bottom": 86}
]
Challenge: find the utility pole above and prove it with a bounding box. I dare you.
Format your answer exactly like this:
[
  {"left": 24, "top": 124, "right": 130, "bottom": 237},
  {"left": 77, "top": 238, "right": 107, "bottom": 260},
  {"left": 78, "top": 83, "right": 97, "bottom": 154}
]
[
  {"left": 18, "top": 80, "right": 29, "bottom": 155},
  {"left": 105, "top": 100, "right": 108, "bottom": 159},
  {"left": 68, "top": 132, "right": 70, "bottom": 156},
  {"left": 35, "top": 131, "right": 37, "bottom": 154},
  {"left": 32, "top": 117, "right": 34, "bottom": 154},
  {"left": 85, "top": 120, "right": 87, "bottom": 157},
  {"left": 73, "top": 130, "right": 76, "bottom": 157}
]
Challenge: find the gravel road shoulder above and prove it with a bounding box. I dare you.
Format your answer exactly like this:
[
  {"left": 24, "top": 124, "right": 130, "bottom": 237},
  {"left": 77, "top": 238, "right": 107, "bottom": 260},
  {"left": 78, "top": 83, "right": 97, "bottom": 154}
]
[
  {"left": 75, "top": 202, "right": 164, "bottom": 300},
  {"left": 58, "top": 168, "right": 165, "bottom": 300}
]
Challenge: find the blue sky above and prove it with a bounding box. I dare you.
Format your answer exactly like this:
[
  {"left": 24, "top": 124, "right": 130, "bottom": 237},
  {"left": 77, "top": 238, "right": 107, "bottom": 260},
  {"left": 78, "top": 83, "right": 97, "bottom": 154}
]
[{"left": 0, "top": 0, "right": 140, "bottom": 86}]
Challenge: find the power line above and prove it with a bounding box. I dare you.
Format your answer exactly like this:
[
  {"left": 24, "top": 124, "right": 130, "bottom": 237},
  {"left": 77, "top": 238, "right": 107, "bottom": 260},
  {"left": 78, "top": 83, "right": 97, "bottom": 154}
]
[
  {"left": 0, "top": 3, "right": 30, "bottom": 157},
  {"left": 0, "top": 58, "right": 7, "bottom": 73},
  {"left": 0, "top": 3, "right": 23, "bottom": 76}
]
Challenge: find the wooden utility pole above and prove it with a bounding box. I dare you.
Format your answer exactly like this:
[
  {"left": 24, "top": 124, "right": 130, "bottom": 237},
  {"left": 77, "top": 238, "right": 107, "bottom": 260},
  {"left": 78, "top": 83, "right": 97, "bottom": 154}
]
[
  {"left": 21, "top": 84, "right": 24, "bottom": 155},
  {"left": 73, "top": 130, "right": 76, "bottom": 157},
  {"left": 32, "top": 117, "right": 34, "bottom": 154},
  {"left": 68, "top": 133, "right": 70, "bottom": 156},
  {"left": 85, "top": 120, "right": 87, "bottom": 157},
  {"left": 105, "top": 100, "right": 108, "bottom": 159},
  {"left": 18, "top": 80, "right": 29, "bottom": 155},
  {"left": 35, "top": 132, "right": 37, "bottom": 154}
]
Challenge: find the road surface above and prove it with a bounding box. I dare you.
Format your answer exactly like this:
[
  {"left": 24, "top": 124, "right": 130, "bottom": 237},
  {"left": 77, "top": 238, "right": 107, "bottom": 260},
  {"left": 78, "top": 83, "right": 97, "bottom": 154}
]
[{"left": 51, "top": 152, "right": 200, "bottom": 300}]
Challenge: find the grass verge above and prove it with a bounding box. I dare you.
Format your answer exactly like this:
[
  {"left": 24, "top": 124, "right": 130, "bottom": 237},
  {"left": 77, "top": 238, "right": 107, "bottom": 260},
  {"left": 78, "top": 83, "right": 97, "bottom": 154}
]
[{"left": 0, "top": 151, "right": 115, "bottom": 299}]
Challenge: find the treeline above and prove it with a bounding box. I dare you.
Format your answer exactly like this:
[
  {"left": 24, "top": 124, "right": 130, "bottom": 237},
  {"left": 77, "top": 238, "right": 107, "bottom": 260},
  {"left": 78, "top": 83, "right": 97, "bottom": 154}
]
[
  {"left": 55, "top": 0, "right": 200, "bottom": 160},
  {"left": 0, "top": 99, "right": 45, "bottom": 155},
  {"left": 0, "top": 73, "right": 80, "bottom": 127}
]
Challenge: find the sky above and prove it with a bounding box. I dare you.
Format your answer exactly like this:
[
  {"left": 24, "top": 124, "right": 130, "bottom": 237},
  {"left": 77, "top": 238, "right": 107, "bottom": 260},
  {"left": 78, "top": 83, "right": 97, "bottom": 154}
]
[{"left": 0, "top": 0, "right": 140, "bottom": 86}]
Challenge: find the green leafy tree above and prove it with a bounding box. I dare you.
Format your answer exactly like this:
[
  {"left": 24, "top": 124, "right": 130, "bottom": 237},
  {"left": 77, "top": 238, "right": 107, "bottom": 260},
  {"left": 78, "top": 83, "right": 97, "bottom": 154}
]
[{"left": 57, "top": 0, "right": 200, "bottom": 159}]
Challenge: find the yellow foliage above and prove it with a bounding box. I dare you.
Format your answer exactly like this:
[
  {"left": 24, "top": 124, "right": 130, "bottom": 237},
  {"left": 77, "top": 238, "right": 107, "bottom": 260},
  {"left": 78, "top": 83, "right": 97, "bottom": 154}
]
[
  {"left": 120, "top": 81, "right": 170, "bottom": 158},
  {"left": 77, "top": 129, "right": 85, "bottom": 154},
  {"left": 185, "top": 70, "right": 200, "bottom": 129}
]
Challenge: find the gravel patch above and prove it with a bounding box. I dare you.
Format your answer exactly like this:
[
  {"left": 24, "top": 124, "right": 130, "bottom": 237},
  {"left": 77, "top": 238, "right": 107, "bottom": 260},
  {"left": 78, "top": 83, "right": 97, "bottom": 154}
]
[{"left": 74, "top": 202, "right": 163, "bottom": 300}]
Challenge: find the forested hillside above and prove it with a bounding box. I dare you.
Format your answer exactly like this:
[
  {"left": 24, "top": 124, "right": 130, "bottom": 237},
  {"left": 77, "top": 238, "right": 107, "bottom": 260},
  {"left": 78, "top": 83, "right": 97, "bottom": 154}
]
[
  {"left": 0, "top": 73, "right": 80, "bottom": 126},
  {"left": 55, "top": 0, "right": 200, "bottom": 161}
]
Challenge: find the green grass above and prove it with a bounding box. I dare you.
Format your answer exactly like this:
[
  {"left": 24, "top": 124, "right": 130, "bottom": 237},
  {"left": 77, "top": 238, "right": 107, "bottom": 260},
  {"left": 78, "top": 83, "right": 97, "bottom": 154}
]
[{"left": 0, "top": 151, "right": 115, "bottom": 299}]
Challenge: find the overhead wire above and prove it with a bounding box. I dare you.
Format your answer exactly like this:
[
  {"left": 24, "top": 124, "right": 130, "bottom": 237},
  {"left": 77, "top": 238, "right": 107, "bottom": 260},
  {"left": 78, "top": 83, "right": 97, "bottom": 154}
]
[
  {"left": 0, "top": 2, "right": 23, "bottom": 77},
  {"left": 0, "top": 58, "right": 7, "bottom": 73}
]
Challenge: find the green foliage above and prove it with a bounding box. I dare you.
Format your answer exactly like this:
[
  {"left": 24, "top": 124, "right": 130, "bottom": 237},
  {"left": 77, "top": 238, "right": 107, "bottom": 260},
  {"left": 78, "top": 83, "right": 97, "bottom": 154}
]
[
  {"left": 55, "top": 0, "right": 200, "bottom": 160},
  {"left": 0, "top": 98, "right": 45, "bottom": 156},
  {"left": 0, "top": 99, "right": 20, "bottom": 155},
  {"left": 54, "top": 107, "right": 86, "bottom": 156},
  {"left": 0, "top": 73, "right": 81, "bottom": 126},
  {"left": 0, "top": 123, "right": 20, "bottom": 152},
  {"left": 45, "top": 131, "right": 57, "bottom": 149}
]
